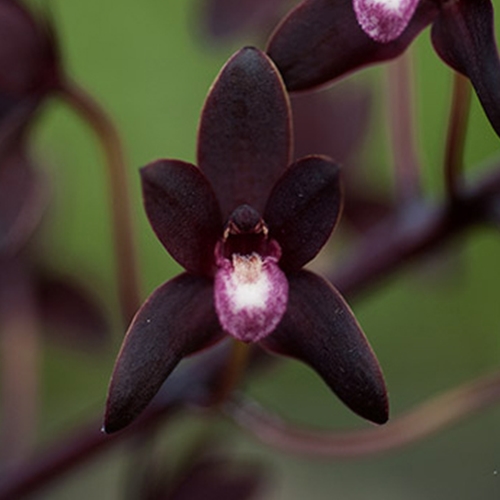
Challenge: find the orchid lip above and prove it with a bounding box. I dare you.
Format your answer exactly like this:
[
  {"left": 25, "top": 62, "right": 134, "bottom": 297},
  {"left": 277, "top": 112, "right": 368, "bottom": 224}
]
[
  {"left": 214, "top": 241, "right": 288, "bottom": 343},
  {"left": 353, "top": 0, "right": 420, "bottom": 43}
]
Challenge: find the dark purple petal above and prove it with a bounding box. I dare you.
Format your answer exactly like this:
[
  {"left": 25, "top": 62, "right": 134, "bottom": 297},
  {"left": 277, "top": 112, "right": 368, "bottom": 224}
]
[
  {"left": 291, "top": 84, "right": 372, "bottom": 162},
  {"left": 431, "top": 0, "right": 500, "bottom": 137},
  {"left": 141, "top": 160, "right": 222, "bottom": 276},
  {"left": 35, "top": 271, "right": 110, "bottom": 351},
  {"left": 0, "top": 145, "right": 47, "bottom": 255},
  {"left": 266, "top": 0, "right": 438, "bottom": 91},
  {"left": 197, "top": 47, "right": 292, "bottom": 218},
  {"left": 264, "top": 156, "right": 342, "bottom": 271},
  {"left": 201, "top": 0, "right": 282, "bottom": 40},
  {"left": 104, "top": 273, "right": 223, "bottom": 433},
  {"left": 261, "top": 270, "right": 388, "bottom": 424}
]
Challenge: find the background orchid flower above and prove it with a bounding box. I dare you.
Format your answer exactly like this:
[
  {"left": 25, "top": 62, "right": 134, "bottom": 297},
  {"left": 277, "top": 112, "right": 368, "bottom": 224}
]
[
  {"left": 0, "top": 0, "right": 59, "bottom": 146},
  {"left": 104, "top": 47, "right": 388, "bottom": 434},
  {"left": 0, "top": 136, "right": 110, "bottom": 351},
  {"left": 267, "top": 0, "right": 500, "bottom": 138}
]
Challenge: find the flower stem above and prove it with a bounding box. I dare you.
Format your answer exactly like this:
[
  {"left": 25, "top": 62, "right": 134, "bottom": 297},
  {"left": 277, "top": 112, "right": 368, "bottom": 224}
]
[
  {"left": 386, "top": 51, "right": 421, "bottom": 204},
  {"left": 58, "top": 80, "right": 141, "bottom": 324},
  {"left": 0, "top": 258, "right": 39, "bottom": 470},
  {"left": 226, "top": 369, "right": 500, "bottom": 457},
  {"left": 444, "top": 72, "right": 471, "bottom": 203},
  {"left": 212, "top": 340, "right": 252, "bottom": 405}
]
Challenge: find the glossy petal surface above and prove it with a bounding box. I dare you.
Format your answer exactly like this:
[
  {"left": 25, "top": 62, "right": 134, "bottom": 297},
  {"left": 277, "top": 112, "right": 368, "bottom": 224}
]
[
  {"left": 105, "top": 273, "right": 223, "bottom": 433},
  {"left": 198, "top": 47, "right": 291, "bottom": 218},
  {"left": 261, "top": 270, "right": 388, "bottom": 424},
  {"left": 264, "top": 156, "right": 341, "bottom": 271},
  {"left": 141, "top": 160, "right": 222, "bottom": 275},
  {"left": 431, "top": 0, "right": 500, "bottom": 137},
  {"left": 267, "top": 0, "right": 438, "bottom": 91},
  {"left": 353, "top": 0, "right": 420, "bottom": 43}
]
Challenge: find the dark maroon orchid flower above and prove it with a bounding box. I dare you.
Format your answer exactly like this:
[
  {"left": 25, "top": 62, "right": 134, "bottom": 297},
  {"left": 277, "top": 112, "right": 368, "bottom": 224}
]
[
  {"left": 104, "top": 47, "right": 388, "bottom": 434},
  {"left": 0, "top": 0, "right": 59, "bottom": 145},
  {"left": 267, "top": 0, "right": 500, "bottom": 137}
]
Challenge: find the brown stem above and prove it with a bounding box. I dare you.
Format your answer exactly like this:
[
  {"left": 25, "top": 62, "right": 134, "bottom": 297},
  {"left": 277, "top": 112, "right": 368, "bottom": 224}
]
[
  {"left": 386, "top": 51, "right": 421, "bottom": 204},
  {"left": 444, "top": 72, "right": 472, "bottom": 202},
  {"left": 226, "top": 369, "right": 500, "bottom": 457},
  {"left": 0, "top": 258, "right": 39, "bottom": 470},
  {"left": 58, "top": 80, "right": 141, "bottom": 324},
  {"left": 212, "top": 340, "right": 252, "bottom": 405},
  {"left": 332, "top": 161, "right": 500, "bottom": 299}
]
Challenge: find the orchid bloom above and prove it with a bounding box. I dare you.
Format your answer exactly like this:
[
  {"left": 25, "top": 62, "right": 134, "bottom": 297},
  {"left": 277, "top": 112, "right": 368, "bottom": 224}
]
[
  {"left": 267, "top": 0, "right": 500, "bottom": 138},
  {"left": 104, "top": 47, "right": 388, "bottom": 433}
]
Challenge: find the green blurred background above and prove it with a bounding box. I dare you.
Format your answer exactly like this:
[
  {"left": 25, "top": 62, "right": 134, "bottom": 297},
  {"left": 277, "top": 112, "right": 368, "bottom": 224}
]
[{"left": 25, "top": 0, "right": 500, "bottom": 498}]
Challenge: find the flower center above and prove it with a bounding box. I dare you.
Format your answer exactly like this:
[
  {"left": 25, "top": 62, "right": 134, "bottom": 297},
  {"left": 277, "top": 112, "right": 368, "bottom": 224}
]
[{"left": 213, "top": 205, "right": 288, "bottom": 343}]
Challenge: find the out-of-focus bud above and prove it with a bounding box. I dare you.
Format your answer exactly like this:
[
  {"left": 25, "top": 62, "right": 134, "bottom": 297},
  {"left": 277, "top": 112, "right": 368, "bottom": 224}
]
[{"left": 0, "top": 0, "right": 60, "bottom": 140}]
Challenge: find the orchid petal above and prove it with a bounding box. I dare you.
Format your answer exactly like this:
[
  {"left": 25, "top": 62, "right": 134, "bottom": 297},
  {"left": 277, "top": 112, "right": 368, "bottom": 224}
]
[
  {"left": 104, "top": 273, "right": 223, "bottom": 433},
  {"left": 264, "top": 156, "right": 341, "bottom": 271},
  {"left": 198, "top": 47, "right": 292, "bottom": 218},
  {"left": 141, "top": 160, "right": 222, "bottom": 276},
  {"left": 431, "top": 0, "right": 500, "bottom": 138},
  {"left": 267, "top": 0, "right": 438, "bottom": 91},
  {"left": 261, "top": 270, "right": 388, "bottom": 424},
  {"left": 353, "top": 0, "right": 420, "bottom": 43}
]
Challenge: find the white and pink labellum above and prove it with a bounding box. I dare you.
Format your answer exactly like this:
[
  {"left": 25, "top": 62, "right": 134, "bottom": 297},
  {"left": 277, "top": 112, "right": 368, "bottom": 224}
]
[
  {"left": 353, "top": 0, "right": 420, "bottom": 43},
  {"left": 214, "top": 247, "right": 288, "bottom": 343}
]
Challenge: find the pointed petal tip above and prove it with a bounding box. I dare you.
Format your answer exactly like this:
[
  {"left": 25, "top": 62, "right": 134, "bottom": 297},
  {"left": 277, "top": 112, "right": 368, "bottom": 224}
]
[
  {"left": 103, "top": 274, "right": 222, "bottom": 433},
  {"left": 102, "top": 406, "right": 130, "bottom": 434},
  {"left": 363, "top": 391, "right": 390, "bottom": 425},
  {"left": 261, "top": 271, "right": 389, "bottom": 425}
]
